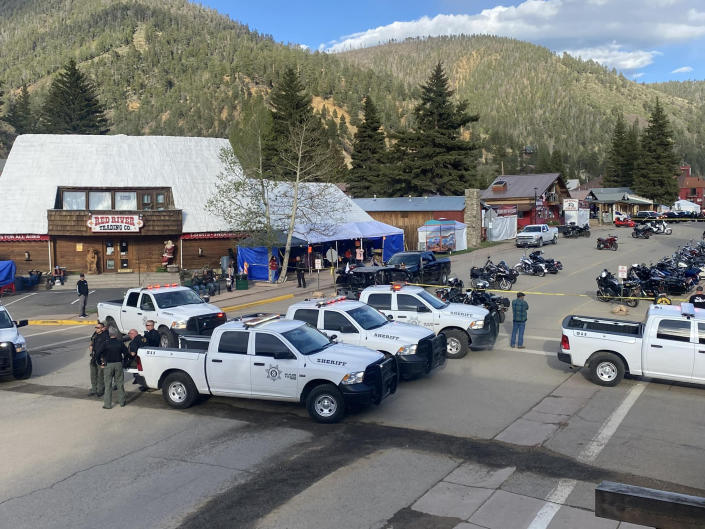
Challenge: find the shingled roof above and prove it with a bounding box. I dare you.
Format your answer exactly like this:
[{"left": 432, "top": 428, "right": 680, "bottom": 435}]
[{"left": 480, "top": 173, "right": 563, "bottom": 200}]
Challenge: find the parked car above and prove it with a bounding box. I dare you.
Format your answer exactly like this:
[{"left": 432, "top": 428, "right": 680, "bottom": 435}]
[
  {"left": 335, "top": 265, "right": 413, "bottom": 300},
  {"left": 634, "top": 211, "right": 660, "bottom": 220},
  {"left": 97, "top": 285, "right": 226, "bottom": 347},
  {"left": 131, "top": 313, "right": 398, "bottom": 423},
  {"left": 516, "top": 224, "right": 558, "bottom": 247},
  {"left": 559, "top": 303, "right": 705, "bottom": 387},
  {"left": 614, "top": 217, "right": 635, "bottom": 228},
  {"left": 0, "top": 305, "right": 31, "bottom": 380},
  {"left": 385, "top": 251, "right": 451, "bottom": 285}
]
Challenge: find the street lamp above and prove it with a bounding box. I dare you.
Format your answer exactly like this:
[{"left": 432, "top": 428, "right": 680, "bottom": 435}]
[{"left": 533, "top": 187, "right": 538, "bottom": 224}]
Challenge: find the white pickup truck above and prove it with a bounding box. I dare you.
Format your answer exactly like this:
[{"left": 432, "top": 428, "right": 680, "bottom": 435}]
[
  {"left": 132, "top": 314, "right": 398, "bottom": 423},
  {"left": 516, "top": 224, "right": 558, "bottom": 247},
  {"left": 0, "top": 305, "right": 31, "bottom": 380},
  {"left": 97, "top": 285, "right": 225, "bottom": 347},
  {"left": 358, "top": 284, "right": 496, "bottom": 359},
  {"left": 559, "top": 303, "right": 705, "bottom": 387},
  {"left": 285, "top": 297, "right": 446, "bottom": 379}
]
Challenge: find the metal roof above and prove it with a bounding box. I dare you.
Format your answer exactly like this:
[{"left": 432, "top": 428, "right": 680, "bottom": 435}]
[
  {"left": 586, "top": 188, "right": 652, "bottom": 205},
  {"left": 480, "top": 173, "right": 562, "bottom": 200},
  {"left": 353, "top": 196, "right": 465, "bottom": 212}
]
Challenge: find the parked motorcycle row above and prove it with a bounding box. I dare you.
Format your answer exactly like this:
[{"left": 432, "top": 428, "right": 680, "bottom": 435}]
[
  {"left": 470, "top": 257, "right": 518, "bottom": 290},
  {"left": 632, "top": 220, "right": 673, "bottom": 239},
  {"left": 595, "top": 241, "right": 705, "bottom": 307},
  {"left": 513, "top": 250, "right": 563, "bottom": 276},
  {"left": 435, "top": 278, "right": 510, "bottom": 325},
  {"left": 562, "top": 223, "right": 591, "bottom": 238}
]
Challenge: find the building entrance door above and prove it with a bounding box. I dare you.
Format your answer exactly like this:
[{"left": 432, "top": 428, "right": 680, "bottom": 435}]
[{"left": 104, "top": 239, "right": 131, "bottom": 272}]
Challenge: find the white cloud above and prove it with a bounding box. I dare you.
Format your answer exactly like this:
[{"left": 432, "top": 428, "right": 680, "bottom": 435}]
[
  {"left": 564, "top": 43, "right": 660, "bottom": 70},
  {"left": 323, "top": 0, "right": 705, "bottom": 55},
  {"left": 671, "top": 65, "right": 694, "bottom": 73},
  {"left": 631, "top": 72, "right": 645, "bottom": 79}
]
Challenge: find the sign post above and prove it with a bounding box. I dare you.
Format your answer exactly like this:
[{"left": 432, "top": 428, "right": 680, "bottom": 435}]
[
  {"left": 618, "top": 265, "right": 628, "bottom": 301},
  {"left": 315, "top": 258, "right": 323, "bottom": 290}
]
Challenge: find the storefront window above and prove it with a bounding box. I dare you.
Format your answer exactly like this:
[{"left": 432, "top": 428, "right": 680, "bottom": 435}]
[
  {"left": 63, "top": 191, "right": 86, "bottom": 210},
  {"left": 115, "top": 191, "right": 137, "bottom": 210},
  {"left": 89, "top": 191, "right": 112, "bottom": 210},
  {"left": 156, "top": 192, "right": 165, "bottom": 209},
  {"left": 143, "top": 193, "right": 153, "bottom": 210}
]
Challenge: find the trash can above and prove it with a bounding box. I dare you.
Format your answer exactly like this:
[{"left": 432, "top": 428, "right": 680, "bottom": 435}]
[{"left": 235, "top": 274, "right": 249, "bottom": 290}]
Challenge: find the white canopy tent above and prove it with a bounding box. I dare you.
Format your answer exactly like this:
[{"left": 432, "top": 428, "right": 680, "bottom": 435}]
[
  {"left": 485, "top": 209, "right": 517, "bottom": 241},
  {"left": 673, "top": 199, "right": 701, "bottom": 213}
]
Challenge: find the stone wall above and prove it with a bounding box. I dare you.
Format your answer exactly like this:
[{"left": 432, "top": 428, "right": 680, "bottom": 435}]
[{"left": 464, "top": 189, "right": 482, "bottom": 248}]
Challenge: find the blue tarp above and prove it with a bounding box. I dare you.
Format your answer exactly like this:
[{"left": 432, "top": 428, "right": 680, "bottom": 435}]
[
  {"left": 237, "top": 247, "right": 280, "bottom": 281},
  {"left": 0, "top": 260, "right": 16, "bottom": 287},
  {"left": 381, "top": 233, "right": 403, "bottom": 261}
]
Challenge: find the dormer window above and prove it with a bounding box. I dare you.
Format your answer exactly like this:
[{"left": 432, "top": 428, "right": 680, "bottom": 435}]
[{"left": 492, "top": 180, "right": 507, "bottom": 191}]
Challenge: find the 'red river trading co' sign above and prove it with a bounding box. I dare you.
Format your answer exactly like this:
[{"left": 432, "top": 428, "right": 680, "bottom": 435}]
[{"left": 87, "top": 214, "right": 144, "bottom": 232}]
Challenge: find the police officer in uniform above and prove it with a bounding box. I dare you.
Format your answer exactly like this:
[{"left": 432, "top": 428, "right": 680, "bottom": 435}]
[
  {"left": 98, "top": 328, "right": 128, "bottom": 409},
  {"left": 144, "top": 320, "right": 161, "bottom": 347},
  {"left": 89, "top": 322, "right": 108, "bottom": 397},
  {"left": 125, "top": 329, "right": 146, "bottom": 368}
]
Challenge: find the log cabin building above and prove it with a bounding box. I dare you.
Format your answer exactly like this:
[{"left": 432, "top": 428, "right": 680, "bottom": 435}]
[{"left": 0, "top": 135, "right": 240, "bottom": 275}]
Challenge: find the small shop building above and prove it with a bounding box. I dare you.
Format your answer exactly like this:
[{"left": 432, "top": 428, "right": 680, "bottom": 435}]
[{"left": 585, "top": 188, "right": 653, "bottom": 223}]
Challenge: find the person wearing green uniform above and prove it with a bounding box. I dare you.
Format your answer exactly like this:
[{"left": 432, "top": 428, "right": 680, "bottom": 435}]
[
  {"left": 98, "top": 329, "right": 127, "bottom": 409},
  {"left": 88, "top": 322, "right": 107, "bottom": 397}
]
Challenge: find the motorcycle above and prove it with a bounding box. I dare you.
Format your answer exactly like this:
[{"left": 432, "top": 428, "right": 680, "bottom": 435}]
[
  {"left": 628, "top": 263, "right": 690, "bottom": 296},
  {"left": 596, "top": 234, "right": 618, "bottom": 251},
  {"left": 470, "top": 258, "right": 514, "bottom": 290},
  {"left": 632, "top": 224, "right": 651, "bottom": 239},
  {"left": 435, "top": 279, "right": 509, "bottom": 324},
  {"left": 650, "top": 220, "right": 673, "bottom": 235},
  {"left": 514, "top": 254, "right": 546, "bottom": 277},
  {"left": 596, "top": 269, "right": 642, "bottom": 308},
  {"left": 529, "top": 250, "right": 562, "bottom": 273}
]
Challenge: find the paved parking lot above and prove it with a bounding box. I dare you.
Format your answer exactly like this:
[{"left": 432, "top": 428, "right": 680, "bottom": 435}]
[{"left": 2, "top": 222, "right": 705, "bottom": 528}]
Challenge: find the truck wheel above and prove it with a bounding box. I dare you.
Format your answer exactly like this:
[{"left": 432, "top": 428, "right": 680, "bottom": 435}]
[
  {"left": 159, "top": 327, "right": 177, "bottom": 348},
  {"left": 306, "top": 384, "right": 345, "bottom": 423},
  {"left": 440, "top": 271, "right": 449, "bottom": 285},
  {"left": 442, "top": 329, "right": 468, "bottom": 359},
  {"left": 589, "top": 353, "right": 625, "bottom": 387},
  {"left": 552, "top": 235, "right": 558, "bottom": 244},
  {"left": 16, "top": 355, "right": 32, "bottom": 380},
  {"left": 162, "top": 372, "right": 198, "bottom": 409}
]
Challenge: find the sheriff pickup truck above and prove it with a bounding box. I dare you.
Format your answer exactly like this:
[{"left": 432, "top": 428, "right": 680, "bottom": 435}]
[
  {"left": 0, "top": 305, "right": 31, "bottom": 380},
  {"left": 359, "top": 284, "right": 496, "bottom": 359},
  {"left": 97, "top": 284, "right": 225, "bottom": 347},
  {"left": 285, "top": 297, "right": 446, "bottom": 379},
  {"left": 132, "top": 314, "right": 398, "bottom": 423},
  {"left": 559, "top": 303, "right": 705, "bottom": 387}
]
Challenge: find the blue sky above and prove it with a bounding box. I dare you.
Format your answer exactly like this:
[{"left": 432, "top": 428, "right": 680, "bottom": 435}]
[{"left": 199, "top": 0, "right": 704, "bottom": 83}]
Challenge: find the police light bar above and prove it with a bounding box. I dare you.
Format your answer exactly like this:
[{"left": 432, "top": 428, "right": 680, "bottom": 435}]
[
  {"left": 243, "top": 314, "right": 281, "bottom": 327},
  {"left": 315, "top": 296, "right": 347, "bottom": 308},
  {"left": 391, "top": 282, "right": 405, "bottom": 291},
  {"left": 681, "top": 302, "right": 695, "bottom": 318}
]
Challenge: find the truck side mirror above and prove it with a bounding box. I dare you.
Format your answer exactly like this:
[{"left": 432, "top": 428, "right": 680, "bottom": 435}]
[
  {"left": 14, "top": 320, "right": 28, "bottom": 328},
  {"left": 386, "top": 314, "right": 394, "bottom": 321},
  {"left": 328, "top": 334, "right": 338, "bottom": 342}
]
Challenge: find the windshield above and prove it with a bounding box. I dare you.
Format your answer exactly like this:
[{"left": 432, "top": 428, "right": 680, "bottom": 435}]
[
  {"left": 0, "top": 310, "right": 13, "bottom": 329},
  {"left": 387, "top": 254, "right": 419, "bottom": 266},
  {"left": 153, "top": 289, "right": 205, "bottom": 309},
  {"left": 282, "top": 324, "right": 333, "bottom": 356},
  {"left": 417, "top": 290, "right": 448, "bottom": 309},
  {"left": 347, "top": 305, "right": 388, "bottom": 330},
  {"left": 522, "top": 226, "right": 541, "bottom": 232}
]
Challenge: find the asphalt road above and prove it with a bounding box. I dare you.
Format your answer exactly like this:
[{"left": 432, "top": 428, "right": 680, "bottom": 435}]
[{"left": 2, "top": 223, "right": 705, "bottom": 528}]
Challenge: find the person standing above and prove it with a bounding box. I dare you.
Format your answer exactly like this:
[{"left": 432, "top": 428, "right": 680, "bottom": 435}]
[
  {"left": 77, "top": 273, "right": 89, "bottom": 318},
  {"left": 88, "top": 322, "right": 107, "bottom": 397},
  {"left": 269, "top": 256, "right": 278, "bottom": 283},
  {"left": 689, "top": 286, "right": 705, "bottom": 309},
  {"left": 295, "top": 256, "right": 307, "bottom": 288},
  {"left": 510, "top": 292, "right": 529, "bottom": 349},
  {"left": 98, "top": 328, "right": 127, "bottom": 409},
  {"left": 144, "top": 320, "right": 161, "bottom": 346}
]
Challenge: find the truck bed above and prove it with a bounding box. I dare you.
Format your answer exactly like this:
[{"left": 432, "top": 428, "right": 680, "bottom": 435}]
[{"left": 562, "top": 315, "right": 643, "bottom": 337}]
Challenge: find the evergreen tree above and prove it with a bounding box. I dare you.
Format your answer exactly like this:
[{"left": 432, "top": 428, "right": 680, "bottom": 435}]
[
  {"left": 348, "top": 95, "right": 387, "bottom": 197},
  {"left": 632, "top": 98, "right": 679, "bottom": 204},
  {"left": 387, "top": 62, "right": 480, "bottom": 196},
  {"left": 604, "top": 113, "right": 627, "bottom": 187},
  {"left": 535, "top": 144, "right": 552, "bottom": 173},
  {"left": 549, "top": 148, "right": 565, "bottom": 175},
  {"left": 5, "top": 84, "right": 35, "bottom": 134},
  {"left": 40, "top": 59, "right": 109, "bottom": 134}
]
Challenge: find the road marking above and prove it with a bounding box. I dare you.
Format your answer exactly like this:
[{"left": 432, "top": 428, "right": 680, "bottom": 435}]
[
  {"left": 23, "top": 325, "right": 86, "bottom": 337},
  {"left": 220, "top": 293, "right": 295, "bottom": 313},
  {"left": 525, "top": 382, "right": 647, "bottom": 529},
  {"left": 70, "top": 290, "right": 95, "bottom": 304},
  {"left": 31, "top": 335, "right": 89, "bottom": 352},
  {"left": 27, "top": 319, "right": 95, "bottom": 326},
  {"left": 3, "top": 292, "right": 38, "bottom": 305}
]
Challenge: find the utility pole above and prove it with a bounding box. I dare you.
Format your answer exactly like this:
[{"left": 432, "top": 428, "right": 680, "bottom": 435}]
[{"left": 534, "top": 187, "right": 538, "bottom": 224}]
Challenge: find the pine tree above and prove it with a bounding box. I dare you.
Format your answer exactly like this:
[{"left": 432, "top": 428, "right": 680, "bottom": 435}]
[
  {"left": 549, "top": 149, "right": 565, "bottom": 175},
  {"left": 41, "top": 59, "right": 108, "bottom": 134},
  {"left": 604, "top": 113, "right": 627, "bottom": 187},
  {"left": 387, "top": 62, "right": 480, "bottom": 196},
  {"left": 5, "top": 84, "right": 35, "bottom": 134},
  {"left": 348, "top": 95, "right": 387, "bottom": 197},
  {"left": 535, "top": 144, "right": 552, "bottom": 173},
  {"left": 632, "top": 98, "right": 679, "bottom": 204}
]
